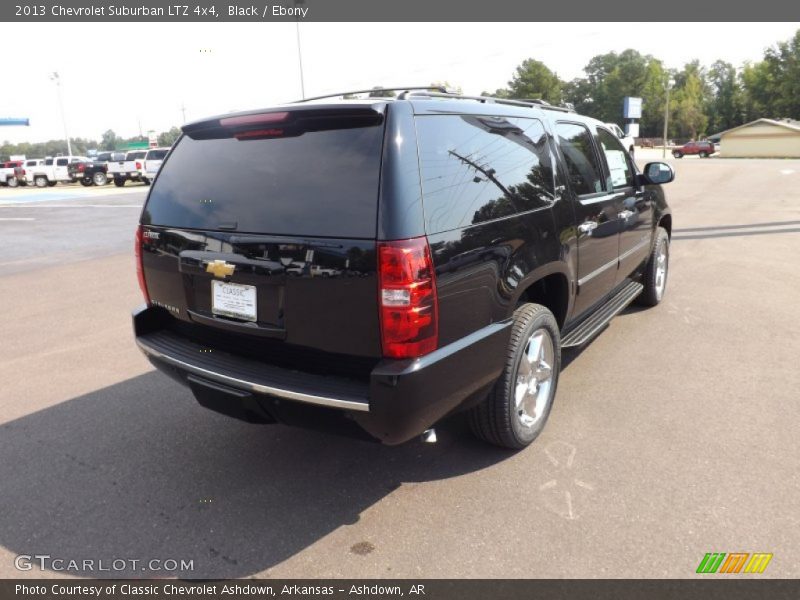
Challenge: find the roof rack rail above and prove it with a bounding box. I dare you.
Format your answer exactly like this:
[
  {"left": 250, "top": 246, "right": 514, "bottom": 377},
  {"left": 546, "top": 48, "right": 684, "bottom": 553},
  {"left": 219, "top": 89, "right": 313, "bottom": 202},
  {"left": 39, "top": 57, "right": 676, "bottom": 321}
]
[
  {"left": 415, "top": 91, "right": 575, "bottom": 113},
  {"left": 292, "top": 86, "right": 575, "bottom": 113},
  {"left": 293, "top": 86, "right": 453, "bottom": 103}
]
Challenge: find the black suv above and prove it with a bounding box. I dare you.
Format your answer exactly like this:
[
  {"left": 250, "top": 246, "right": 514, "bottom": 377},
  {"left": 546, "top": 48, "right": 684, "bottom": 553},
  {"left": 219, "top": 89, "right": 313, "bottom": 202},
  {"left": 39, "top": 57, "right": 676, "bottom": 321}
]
[{"left": 133, "top": 87, "right": 674, "bottom": 449}]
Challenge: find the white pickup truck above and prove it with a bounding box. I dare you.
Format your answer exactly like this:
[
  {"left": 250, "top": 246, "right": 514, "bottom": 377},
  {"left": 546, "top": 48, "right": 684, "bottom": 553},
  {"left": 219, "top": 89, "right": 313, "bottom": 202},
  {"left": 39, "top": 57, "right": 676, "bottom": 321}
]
[
  {"left": 108, "top": 150, "right": 147, "bottom": 186},
  {"left": 141, "top": 147, "right": 170, "bottom": 185},
  {"left": 15, "top": 159, "right": 45, "bottom": 186},
  {"left": 29, "top": 155, "right": 88, "bottom": 187},
  {"left": 605, "top": 123, "right": 636, "bottom": 156}
]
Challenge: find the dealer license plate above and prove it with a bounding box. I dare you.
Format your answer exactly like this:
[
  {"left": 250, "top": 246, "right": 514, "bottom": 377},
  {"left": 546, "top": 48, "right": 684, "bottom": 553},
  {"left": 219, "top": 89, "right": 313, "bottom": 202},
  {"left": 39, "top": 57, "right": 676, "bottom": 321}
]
[{"left": 211, "top": 280, "right": 257, "bottom": 322}]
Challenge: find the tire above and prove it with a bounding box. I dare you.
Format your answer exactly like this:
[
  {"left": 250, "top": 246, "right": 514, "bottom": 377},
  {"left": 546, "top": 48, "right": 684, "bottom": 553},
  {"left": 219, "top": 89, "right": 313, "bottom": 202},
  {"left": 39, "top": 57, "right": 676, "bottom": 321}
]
[
  {"left": 636, "top": 227, "right": 670, "bottom": 307},
  {"left": 469, "top": 303, "right": 561, "bottom": 449},
  {"left": 47, "top": 181, "right": 57, "bottom": 187},
  {"left": 114, "top": 178, "right": 125, "bottom": 187},
  {"left": 93, "top": 172, "right": 108, "bottom": 186},
  {"left": 35, "top": 176, "right": 48, "bottom": 188},
  {"left": 699, "top": 151, "right": 708, "bottom": 158},
  {"left": 142, "top": 177, "right": 150, "bottom": 185},
  {"left": 7, "top": 177, "right": 18, "bottom": 188},
  {"left": 80, "top": 178, "right": 93, "bottom": 187},
  {"left": 672, "top": 151, "right": 683, "bottom": 158}
]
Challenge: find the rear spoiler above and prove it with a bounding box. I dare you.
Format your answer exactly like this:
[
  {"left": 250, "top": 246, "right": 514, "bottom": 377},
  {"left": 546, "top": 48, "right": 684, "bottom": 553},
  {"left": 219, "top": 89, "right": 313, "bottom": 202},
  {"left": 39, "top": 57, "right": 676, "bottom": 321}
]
[{"left": 182, "top": 105, "right": 386, "bottom": 140}]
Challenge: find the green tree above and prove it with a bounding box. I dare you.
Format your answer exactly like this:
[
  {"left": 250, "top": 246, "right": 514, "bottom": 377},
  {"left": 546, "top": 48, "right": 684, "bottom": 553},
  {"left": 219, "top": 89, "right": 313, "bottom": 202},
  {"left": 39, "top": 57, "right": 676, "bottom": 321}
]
[
  {"left": 157, "top": 126, "right": 182, "bottom": 147},
  {"left": 100, "top": 129, "right": 119, "bottom": 151},
  {"left": 367, "top": 86, "right": 396, "bottom": 98},
  {"left": 706, "top": 60, "right": 744, "bottom": 133},
  {"left": 672, "top": 61, "right": 710, "bottom": 139},
  {"left": 507, "top": 59, "right": 563, "bottom": 104}
]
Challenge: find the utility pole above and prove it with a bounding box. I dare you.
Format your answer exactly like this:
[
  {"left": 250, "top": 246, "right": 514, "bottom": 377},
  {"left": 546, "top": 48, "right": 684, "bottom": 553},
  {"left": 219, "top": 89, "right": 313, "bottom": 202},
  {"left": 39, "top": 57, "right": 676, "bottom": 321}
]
[
  {"left": 180, "top": 103, "right": 187, "bottom": 123},
  {"left": 448, "top": 150, "right": 521, "bottom": 213},
  {"left": 294, "top": 0, "right": 306, "bottom": 99},
  {"left": 50, "top": 72, "right": 72, "bottom": 156},
  {"left": 662, "top": 77, "right": 672, "bottom": 159}
]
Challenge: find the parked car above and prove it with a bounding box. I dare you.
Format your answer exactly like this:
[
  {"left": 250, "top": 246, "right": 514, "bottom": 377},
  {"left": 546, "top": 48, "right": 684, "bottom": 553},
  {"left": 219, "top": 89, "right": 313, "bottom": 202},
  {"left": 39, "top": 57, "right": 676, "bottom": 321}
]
[
  {"left": 69, "top": 153, "right": 125, "bottom": 186},
  {"left": 108, "top": 150, "right": 147, "bottom": 186},
  {"left": 29, "top": 156, "right": 89, "bottom": 187},
  {"left": 605, "top": 122, "right": 636, "bottom": 155},
  {"left": 14, "top": 159, "right": 45, "bottom": 186},
  {"left": 0, "top": 160, "right": 24, "bottom": 187},
  {"left": 133, "top": 89, "right": 674, "bottom": 449},
  {"left": 672, "top": 140, "right": 715, "bottom": 158},
  {"left": 141, "top": 147, "right": 170, "bottom": 184}
]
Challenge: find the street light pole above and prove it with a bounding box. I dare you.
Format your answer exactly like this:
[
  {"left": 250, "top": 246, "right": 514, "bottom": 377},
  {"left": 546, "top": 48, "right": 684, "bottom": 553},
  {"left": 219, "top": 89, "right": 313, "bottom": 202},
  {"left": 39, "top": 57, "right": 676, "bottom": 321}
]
[
  {"left": 294, "top": 0, "right": 306, "bottom": 99},
  {"left": 50, "top": 72, "right": 72, "bottom": 156},
  {"left": 662, "top": 77, "right": 672, "bottom": 159}
]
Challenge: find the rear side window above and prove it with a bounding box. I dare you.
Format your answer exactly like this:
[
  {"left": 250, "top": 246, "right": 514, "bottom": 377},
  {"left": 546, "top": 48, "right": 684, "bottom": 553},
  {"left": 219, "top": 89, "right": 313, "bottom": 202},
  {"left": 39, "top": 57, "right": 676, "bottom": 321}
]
[
  {"left": 146, "top": 149, "right": 168, "bottom": 160},
  {"left": 555, "top": 122, "right": 604, "bottom": 196},
  {"left": 416, "top": 115, "right": 555, "bottom": 234},
  {"left": 56, "top": 158, "right": 68, "bottom": 166},
  {"left": 144, "top": 122, "right": 384, "bottom": 238}
]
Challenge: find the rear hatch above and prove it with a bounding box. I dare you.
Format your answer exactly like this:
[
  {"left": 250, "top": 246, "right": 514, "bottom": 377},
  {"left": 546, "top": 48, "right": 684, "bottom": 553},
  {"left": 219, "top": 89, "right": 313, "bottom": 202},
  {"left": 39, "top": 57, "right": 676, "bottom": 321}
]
[{"left": 139, "top": 104, "right": 387, "bottom": 373}]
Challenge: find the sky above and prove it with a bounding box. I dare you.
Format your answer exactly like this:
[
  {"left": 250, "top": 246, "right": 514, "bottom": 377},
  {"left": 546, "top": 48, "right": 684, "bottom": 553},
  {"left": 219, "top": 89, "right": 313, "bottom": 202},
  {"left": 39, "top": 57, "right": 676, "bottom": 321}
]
[{"left": 2, "top": 22, "right": 798, "bottom": 145}]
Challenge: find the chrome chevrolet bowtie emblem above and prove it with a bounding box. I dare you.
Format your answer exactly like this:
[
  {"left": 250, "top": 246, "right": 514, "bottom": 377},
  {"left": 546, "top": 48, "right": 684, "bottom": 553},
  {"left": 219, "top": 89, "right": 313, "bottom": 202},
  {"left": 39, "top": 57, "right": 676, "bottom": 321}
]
[{"left": 205, "top": 260, "right": 235, "bottom": 278}]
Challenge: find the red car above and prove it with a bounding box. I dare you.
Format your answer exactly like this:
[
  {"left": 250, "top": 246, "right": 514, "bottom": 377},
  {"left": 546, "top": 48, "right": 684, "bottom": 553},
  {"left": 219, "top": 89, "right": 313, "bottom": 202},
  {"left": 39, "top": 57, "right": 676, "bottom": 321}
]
[{"left": 672, "top": 141, "right": 715, "bottom": 158}]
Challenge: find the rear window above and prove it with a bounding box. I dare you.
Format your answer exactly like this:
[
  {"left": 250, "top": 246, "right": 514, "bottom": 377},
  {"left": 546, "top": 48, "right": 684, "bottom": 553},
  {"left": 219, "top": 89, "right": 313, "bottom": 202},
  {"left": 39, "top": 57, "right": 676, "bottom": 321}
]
[
  {"left": 146, "top": 149, "right": 168, "bottom": 160},
  {"left": 127, "top": 151, "right": 147, "bottom": 160},
  {"left": 144, "top": 123, "right": 384, "bottom": 238}
]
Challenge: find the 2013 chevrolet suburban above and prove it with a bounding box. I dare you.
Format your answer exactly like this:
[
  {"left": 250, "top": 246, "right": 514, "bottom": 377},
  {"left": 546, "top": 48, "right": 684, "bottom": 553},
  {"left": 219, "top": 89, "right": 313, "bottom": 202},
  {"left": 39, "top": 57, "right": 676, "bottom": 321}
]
[{"left": 133, "top": 87, "right": 674, "bottom": 449}]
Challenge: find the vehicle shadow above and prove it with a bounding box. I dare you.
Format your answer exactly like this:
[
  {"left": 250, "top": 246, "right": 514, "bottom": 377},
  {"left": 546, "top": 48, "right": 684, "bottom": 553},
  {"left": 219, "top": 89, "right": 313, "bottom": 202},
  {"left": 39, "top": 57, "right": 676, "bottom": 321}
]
[{"left": 0, "top": 373, "right": 510, "bottom": 578}]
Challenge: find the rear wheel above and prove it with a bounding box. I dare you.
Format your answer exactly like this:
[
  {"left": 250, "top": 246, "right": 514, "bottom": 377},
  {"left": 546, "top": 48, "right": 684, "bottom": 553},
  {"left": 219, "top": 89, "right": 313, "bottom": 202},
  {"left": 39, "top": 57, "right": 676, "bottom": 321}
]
[
  {"left": 699, "top": 151, "right": 708, "bottom": 158},
  {"left": 93, "top": 172, "right": 108, "bottom": 186},
  {"left": 7, "top": 177, "right": 18, "bottom": 188},
  {"left": 80, "top": 178, "right": 93, "bottom": 187},
  {"left": 114, "top": 177, "right": 125, "bottom": 187},
  {"left": 35, "top": 176, "right": 48, "bottom": 188},
  {"left": 636, "top": 227, "right": 670, "bottom": 307},
  {"left": 469, "top": 303, "right": 560, "bottom": 449},
  {"left": 47, "top": 181, "right": 57, "bottom": 187},
  {"left": 141, "top": 177, "right": 150, "bottom": 185}
]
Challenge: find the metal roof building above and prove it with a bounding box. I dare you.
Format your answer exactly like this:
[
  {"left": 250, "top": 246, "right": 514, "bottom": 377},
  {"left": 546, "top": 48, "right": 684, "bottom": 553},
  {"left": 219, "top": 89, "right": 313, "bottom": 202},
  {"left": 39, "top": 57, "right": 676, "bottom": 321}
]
[{"left": 719, "top": 118, "right": 800, "bottom": 158}]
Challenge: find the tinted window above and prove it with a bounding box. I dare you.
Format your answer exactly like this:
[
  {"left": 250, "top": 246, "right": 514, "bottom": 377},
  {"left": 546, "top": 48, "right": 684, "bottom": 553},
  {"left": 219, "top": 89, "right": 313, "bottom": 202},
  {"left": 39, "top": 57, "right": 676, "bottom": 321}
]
[
  {"left": 146, "top": 149, "right": 168, "bottom": 160},
  {"left": 45, "top": 159, "right": 53, "bottom": 166},
  {"left": 597, "top": 127, "right": 635, "bottom": 189},
  {"left": 56, "top": 158, "right": 68, "bottom": 166},
  {"left": 128, "top": 151, "right": 147, "bottom": 159},
  {"left": 144, "top": 124, "right": 384, "bottom": 237},
  {"left": 416, "top": 115, "right": 555, "bottom": 234},
  {"left": 555, "top": 122, "right": 604, "bottom": 196},
  {"left": 26, "top": 160, "right": 37, "bottom": 167}
]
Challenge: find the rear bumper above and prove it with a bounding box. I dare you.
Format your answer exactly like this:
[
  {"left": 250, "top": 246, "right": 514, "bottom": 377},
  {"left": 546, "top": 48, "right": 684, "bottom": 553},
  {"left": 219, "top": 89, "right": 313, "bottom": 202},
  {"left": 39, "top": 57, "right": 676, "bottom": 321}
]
[{"left": 133, "top": 305, "right": 510, "bottom": 445}]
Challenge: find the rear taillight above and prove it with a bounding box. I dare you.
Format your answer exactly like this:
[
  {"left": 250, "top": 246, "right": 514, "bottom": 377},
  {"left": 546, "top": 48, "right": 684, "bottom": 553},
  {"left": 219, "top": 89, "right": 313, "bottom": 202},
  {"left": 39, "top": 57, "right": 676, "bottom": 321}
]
[
  {"left": 135, "top": 161, "right": 142, "bottom": 170},
  {"left": 135, "top": 225, "right": 151, "bottom": 305},
  {"left": 378, "top": 237, "right": 438, "bottom": 359},
  {"left": 77, "top": 163, "right": 85, "bottom": 172}
]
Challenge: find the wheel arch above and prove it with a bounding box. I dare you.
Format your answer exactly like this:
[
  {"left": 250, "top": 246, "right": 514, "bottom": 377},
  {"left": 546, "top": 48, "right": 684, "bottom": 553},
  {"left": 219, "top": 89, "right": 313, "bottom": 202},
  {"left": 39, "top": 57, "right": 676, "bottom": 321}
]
[{"left": 513, "top": 268, "right": 571, "bottom": 331}]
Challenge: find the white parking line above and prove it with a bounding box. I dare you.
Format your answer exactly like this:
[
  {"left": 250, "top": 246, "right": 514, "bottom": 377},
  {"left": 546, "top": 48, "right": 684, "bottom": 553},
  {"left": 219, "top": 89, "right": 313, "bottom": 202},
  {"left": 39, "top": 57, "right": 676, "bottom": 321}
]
[
  {"left": 0, "top": 217, "right": 35, "bottom": 221},
  {"left": 0, "top": 204, "right": 142, "bottom": 208}
]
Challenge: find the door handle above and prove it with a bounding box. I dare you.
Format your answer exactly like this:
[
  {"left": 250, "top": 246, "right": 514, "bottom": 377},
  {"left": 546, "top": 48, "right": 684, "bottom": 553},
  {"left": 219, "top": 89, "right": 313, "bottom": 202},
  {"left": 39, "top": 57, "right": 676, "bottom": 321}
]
[
  {"left": 618, "top": 209, "right": 635, "bottom": 219},
  {"left": 578, "top": 221, "right": 598, "bottom": 234}
]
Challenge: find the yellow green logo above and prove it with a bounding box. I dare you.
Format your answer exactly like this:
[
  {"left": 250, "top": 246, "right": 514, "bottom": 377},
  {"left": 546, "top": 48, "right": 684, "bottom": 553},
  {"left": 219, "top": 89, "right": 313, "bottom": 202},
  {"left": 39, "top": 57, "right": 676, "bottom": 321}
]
[{"left": 696, "top": 552, "right": 773, "bottom": 574}]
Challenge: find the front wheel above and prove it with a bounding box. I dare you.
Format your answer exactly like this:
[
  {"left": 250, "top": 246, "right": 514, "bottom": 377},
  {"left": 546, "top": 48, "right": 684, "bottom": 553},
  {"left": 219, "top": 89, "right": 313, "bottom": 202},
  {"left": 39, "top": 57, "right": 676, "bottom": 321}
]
[
  {"left": 93, "top": 172, "right": 108, "bottom": 186},
  {"left": 469, "top": 303, "right": 561, "bottom": 449},
  {"left": 636, "top": 227, "right": 670, "bottom": 307},
  {"left": 7, "top": 177, "right": 18, "bottom": 188},
  {"left": 699, "top": 151, "right": 708, "bottom": 158},
  {"left": 35, "top": 176, "right": 48, "bottom": 188},
  {"left": 80, "top": 178, "right": 93, "bottom": 187},
  {"left": 672, "top": 151, "right": 683, "bottom": 158}
]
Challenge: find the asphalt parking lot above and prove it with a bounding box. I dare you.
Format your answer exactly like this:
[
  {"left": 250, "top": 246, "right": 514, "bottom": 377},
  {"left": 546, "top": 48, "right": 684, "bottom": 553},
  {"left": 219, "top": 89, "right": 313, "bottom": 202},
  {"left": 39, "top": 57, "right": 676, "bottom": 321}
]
[{"left": 0, "top": 158, "right": 798, "bottom": 579}]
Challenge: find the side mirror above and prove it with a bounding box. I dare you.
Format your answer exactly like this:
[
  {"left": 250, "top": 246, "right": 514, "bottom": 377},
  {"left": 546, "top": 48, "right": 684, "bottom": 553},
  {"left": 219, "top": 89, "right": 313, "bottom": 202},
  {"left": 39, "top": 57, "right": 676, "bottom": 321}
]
[{"left": 642, "top": 162, "right": 675, "bottom": 185}]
